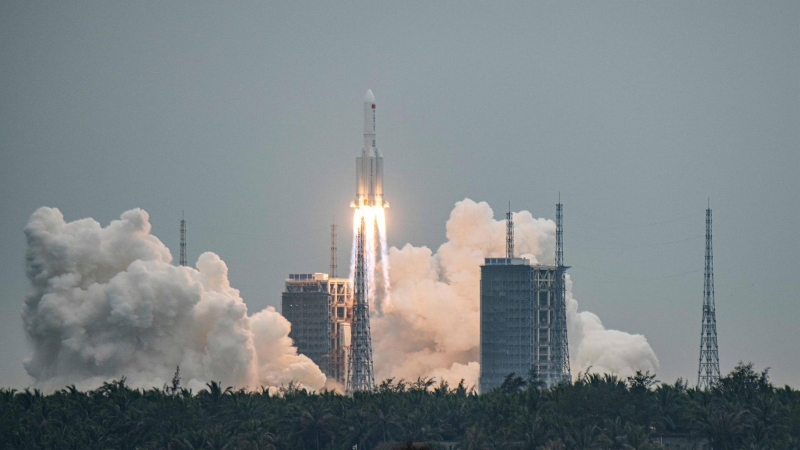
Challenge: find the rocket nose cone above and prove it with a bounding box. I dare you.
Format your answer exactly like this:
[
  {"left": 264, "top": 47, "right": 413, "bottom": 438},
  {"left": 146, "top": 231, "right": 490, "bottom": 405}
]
[{"left": 364, "top": 89, "right": 375, "bottom": 103}]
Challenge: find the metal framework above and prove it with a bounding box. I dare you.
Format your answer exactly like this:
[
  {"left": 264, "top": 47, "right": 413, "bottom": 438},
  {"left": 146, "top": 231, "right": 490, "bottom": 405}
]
[
  {"left": 179, "top": 214, "right": 187, "bottom": 267},
  {"left": 552, "top": 201, "right": 571, "bottom": 383},
  {"left": 556, "top": 199, "right": 563, "bottom": 267},
  {"left": 698, "top": 206, "right": 720, "bottom": 389},
  {"left": 506, "top": 204, "right": 514, "bottom": 259},
  {"left": 328, "top": 278, "right": 352, "bottom": 384},
  {"left": 330, "top": 222, "right": 337, "bottom": 278},
  {"left": 533, "top": 268, "right": 561, "bottom": 386},
  {"left": 347, "top": 217, "right": 375, "bottom": 393}
]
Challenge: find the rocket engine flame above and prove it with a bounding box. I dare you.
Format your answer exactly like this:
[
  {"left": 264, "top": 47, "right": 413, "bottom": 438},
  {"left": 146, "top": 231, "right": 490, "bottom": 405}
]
[{"left": 349, "top": 206, "right": 391, "bottom": 309}]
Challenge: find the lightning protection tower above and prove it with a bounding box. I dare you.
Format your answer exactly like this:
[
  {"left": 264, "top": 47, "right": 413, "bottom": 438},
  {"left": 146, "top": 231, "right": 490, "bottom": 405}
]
[
  {"left": 552, "top": 198, "right": 571, "bottom": 383},
  {"left": 330, "top": 222, "right": 337, "bottom": 278},
  {"left": 506, "top": 203, "right": 514, "bottom": 259},
  {"left": 698, "top": 204, "right": 720, "bottom": 389},
  {"left": 347, "top": 217, "right": 375, "bottom": 393},
  {"left": 179, "top": 213, "right": 187, "bottom": 267}
]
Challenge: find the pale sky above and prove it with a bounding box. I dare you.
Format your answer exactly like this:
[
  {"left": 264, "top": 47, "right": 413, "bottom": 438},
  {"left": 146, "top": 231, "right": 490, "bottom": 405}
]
[{"left": 1, "top": 1, "right": 798, "bottom": 388}]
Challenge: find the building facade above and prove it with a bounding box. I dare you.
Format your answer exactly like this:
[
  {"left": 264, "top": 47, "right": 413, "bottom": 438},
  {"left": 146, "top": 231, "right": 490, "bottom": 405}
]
[
  {"left": 281, "top": 273, "right": 353, "bottom": 385},
  {"left": 479, "top": 258, "right": 567, "bottom": 392}
]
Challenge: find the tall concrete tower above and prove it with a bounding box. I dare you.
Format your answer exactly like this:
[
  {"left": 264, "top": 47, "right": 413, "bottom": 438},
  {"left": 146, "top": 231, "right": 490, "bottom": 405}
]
[{"left": 698, "top": 204, "right": 720, "bottom": 389}]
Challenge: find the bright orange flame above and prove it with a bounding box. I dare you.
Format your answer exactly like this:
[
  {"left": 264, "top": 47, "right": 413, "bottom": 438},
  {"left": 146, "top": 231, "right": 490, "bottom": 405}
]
[{"left": 350, "top": 206, "right": 391, "bottom": 309}]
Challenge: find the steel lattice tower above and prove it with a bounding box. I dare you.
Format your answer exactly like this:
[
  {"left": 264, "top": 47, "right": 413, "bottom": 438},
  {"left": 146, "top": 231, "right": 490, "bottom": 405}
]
[
  {"left": 179, "top": 214, "right": 187, "bottom": 267},
  {"left": 347, "top": 217, "right": 375, "bottom": 393},
  {"left": 698, "top": 205, "right": 720, "bottom": 389},
  {"left": 330, "top": 222, "right": 337, "bottom": 278},
  {"left": 552, "top": 199, "right": 571, "bottom": 383},
  {"left": 506, "top": 204, "right": 514, "bottom": 258}
]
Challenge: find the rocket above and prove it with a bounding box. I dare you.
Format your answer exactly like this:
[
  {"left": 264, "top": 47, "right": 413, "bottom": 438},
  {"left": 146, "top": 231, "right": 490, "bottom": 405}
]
[{"left": 352, "top": 89, "right": 388, "bottom": 208}]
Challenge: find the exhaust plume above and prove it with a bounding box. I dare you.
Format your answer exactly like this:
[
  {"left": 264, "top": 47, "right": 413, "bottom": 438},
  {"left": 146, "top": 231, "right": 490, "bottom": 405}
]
[
  {"left": 349, "top": 205, "right": 391, "bottom": 309},
  {"left": 372, "top": 199, "right": 658, "bottom": 388},
  {"left": 22, "top": 207, "right": 326, "bottom": 391}
]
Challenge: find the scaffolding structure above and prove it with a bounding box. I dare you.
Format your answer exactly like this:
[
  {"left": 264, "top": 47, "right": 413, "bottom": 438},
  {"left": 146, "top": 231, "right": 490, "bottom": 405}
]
[
  {"left": 330, "top": 222, "right": 338, "bottom": 278},
  {"left": 347, "top": 217, "right": 375, "bottom": 393},
  {"left": 179, "top": 213, "right": 187, "bottom": 267},
  {"left": 506, "top": 204, "right": 514, "bottom": 259},
  {"left": 698, "top": 205, "right": 720, "bottom": 389}
]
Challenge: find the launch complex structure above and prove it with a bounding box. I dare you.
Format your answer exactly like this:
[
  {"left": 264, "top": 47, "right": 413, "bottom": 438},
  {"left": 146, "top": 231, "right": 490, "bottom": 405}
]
[
  {"left": 177, "top": 90, "right": 727, "bottom": 394},
  {"left": 345, "top": 89, "right": 388, "bottom": 394},
  {"left": 276, "top": 90, "right": 720, "bottom": 394},
  {"left": 190, "top": 89, "right": 726, "bottom": 395},
  {"left": 282, "top": 90, "right": 386, "bottom": 392},
  {"left": 479, "top": 202, "right": 571, "bottom": 392}
]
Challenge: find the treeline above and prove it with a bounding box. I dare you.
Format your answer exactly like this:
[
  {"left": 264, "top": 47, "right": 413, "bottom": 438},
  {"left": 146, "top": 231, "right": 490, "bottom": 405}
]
[{"left": 1, "top": 363, "right": 798, "bottom": 449}]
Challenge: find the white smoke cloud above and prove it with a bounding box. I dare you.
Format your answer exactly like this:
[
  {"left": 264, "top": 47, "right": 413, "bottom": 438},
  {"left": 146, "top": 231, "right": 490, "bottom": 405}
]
[
  {"left": 566, "top": 273, "right": 659, "bottom": 378},
  {"left": 22, "top": 207, "right": 326, "bottom": 392},
  {"left": 372, "top": 199, "right": 658, "bottom": 388}
]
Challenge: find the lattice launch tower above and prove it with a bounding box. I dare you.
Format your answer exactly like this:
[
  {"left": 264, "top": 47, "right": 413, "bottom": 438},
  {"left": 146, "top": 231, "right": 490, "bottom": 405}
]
[{"left": 347, "top": 217, "right": 375, "bottom": 393}]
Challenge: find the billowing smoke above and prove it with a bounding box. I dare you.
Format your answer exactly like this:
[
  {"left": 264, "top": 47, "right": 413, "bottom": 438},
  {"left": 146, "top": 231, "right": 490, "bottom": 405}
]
[
  {"left": 372, "top": 199, "right": 658, "bottom": 388},
  {"left": 22, "top": 207, "right": 326, "bottom": 392}
]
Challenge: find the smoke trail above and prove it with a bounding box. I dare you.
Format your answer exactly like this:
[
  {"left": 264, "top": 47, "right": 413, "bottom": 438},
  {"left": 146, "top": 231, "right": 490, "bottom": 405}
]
[
  {"left": 376, "top": 209, "right": 391, "bottom": 306},
  {"left": 371, "top": 199, "right": 659, "bottom": 388},
  {"left": 22, "top": 207, "right": 326, "bottom": 392},
  {"left": 365, "top": 208, "right": 377, "bottom": 303}
]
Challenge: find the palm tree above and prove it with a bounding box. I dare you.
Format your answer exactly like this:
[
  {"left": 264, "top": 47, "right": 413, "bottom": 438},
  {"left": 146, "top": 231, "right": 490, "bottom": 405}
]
[
  {"left": 564, "top": 424, "right": 604, "bottom": 450},
  {"left": 284, "top": 401, "right": 338, "bottom": 449},
  {"left": 201, "top": 381, "right": 233, "bottom": 405},
  {"left": 695, "top": 404, "right": 752, "bottom": 450},
  {"left": 364, "top": 401, "right": 404, "bottom": 444}
]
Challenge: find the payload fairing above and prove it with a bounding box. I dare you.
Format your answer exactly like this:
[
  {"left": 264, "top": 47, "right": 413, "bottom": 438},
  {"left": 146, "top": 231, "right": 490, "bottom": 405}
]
[{"left": 353, "top": 89, "right": 388, "bottom": 208}]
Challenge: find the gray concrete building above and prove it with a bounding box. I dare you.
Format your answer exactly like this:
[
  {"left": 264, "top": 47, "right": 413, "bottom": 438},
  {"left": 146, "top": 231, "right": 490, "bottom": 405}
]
[
  {"left": 281, "top": 273, "right": 353, "bottom": 385},
  {"left": 479, "top": 257, "right": 568, "bottom": 392}
]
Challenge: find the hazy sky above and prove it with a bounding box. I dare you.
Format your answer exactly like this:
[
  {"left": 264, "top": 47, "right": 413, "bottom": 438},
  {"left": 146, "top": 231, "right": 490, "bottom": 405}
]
[{"left": 1, "top": 1, "right": 798, "bottom": 388}]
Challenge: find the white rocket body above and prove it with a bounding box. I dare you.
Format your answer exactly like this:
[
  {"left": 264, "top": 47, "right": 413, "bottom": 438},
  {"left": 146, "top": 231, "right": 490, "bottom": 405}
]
[{"left": 354, "top": 89, "right": 387, "bottom": 208}]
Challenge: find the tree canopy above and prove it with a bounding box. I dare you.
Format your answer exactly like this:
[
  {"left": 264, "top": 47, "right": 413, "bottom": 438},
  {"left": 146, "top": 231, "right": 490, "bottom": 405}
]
[{"left": 1, "top": 362, "right": 798, "bottom": 449}]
